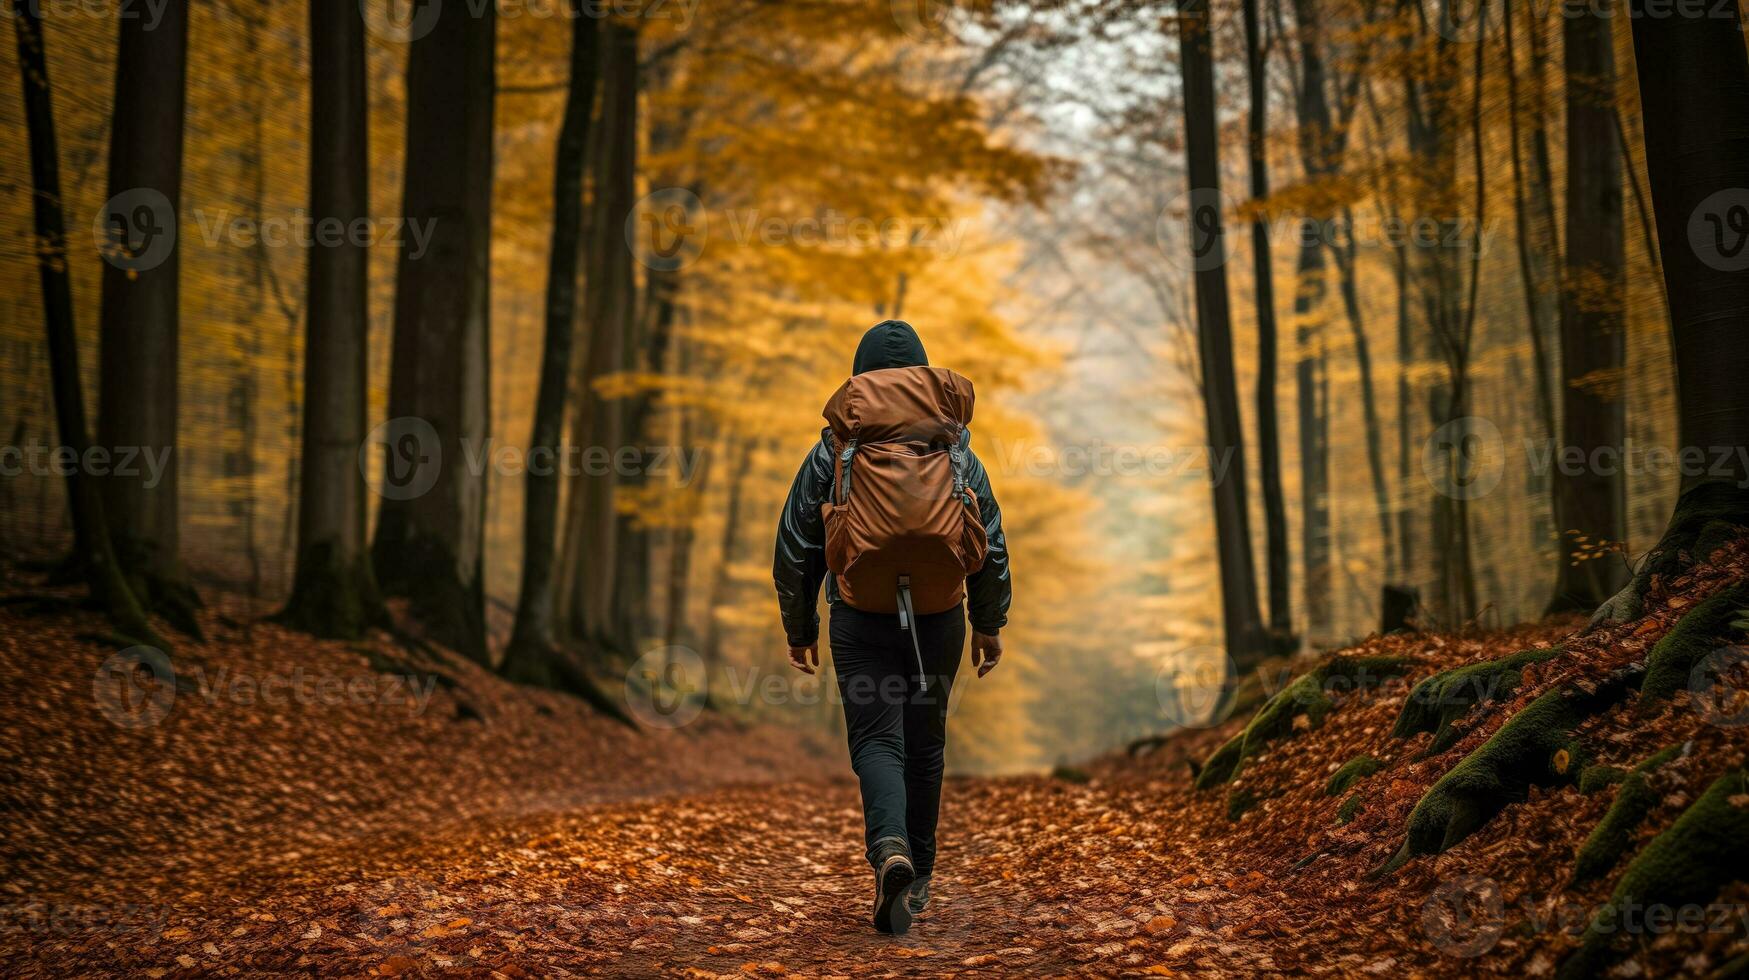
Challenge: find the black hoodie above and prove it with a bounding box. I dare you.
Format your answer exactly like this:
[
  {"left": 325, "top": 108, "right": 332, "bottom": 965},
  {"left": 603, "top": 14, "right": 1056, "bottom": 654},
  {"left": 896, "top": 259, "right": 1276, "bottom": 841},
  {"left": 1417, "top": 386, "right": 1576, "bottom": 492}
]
[
  {"left": 851, "top": 319, "right": 930, "bottom": 375},
  {"left": 772, "top": 321, "right": 1011, "bottom": 646}
]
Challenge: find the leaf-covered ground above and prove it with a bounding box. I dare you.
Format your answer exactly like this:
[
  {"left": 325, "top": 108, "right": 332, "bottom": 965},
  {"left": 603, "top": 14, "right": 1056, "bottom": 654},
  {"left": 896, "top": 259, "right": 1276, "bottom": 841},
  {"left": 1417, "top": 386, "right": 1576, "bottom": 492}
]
[{"left": 4, "top": 544, "right": 1748, "bottom": 977}]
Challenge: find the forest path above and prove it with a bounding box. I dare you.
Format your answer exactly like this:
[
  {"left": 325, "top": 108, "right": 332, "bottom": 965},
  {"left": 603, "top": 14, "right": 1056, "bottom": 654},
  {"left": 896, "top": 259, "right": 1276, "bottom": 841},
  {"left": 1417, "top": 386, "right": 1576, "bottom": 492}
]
[{"left": 16, "top": 774, "right": 1310, "bottom": 977}]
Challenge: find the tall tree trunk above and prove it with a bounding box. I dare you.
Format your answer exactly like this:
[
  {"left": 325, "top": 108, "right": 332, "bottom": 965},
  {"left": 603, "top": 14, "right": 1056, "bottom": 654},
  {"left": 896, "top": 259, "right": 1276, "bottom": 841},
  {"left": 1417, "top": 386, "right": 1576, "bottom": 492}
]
[
  {"left": 1175, "top": 0, "right": 1269, "bottom": 670},
  {"left": 555, "top": 22, "right": 639, "bottom": 655},
  {"left": 1402, "top": 0, "right": 1477, "bottom": 625},
  {"left": 1291, "top": 238, "right": 1333, "bottom": 634},
  {"left": 11, "top": 4, "right": 160, "bottom": 647},
  {"left": 1241, "top": 0, "right": 1291, "bottom": 642},
  {"left": 701, "top": 437, "right": 756, "bottom": 672},
  {"left": 96, "top": 0, "right": 197, "bottom": 633},
  {"left": 613, "top": 264, "right": 679, "bottom": 656},
  {"left": 281, "top": 0, "right": 384, "bottom": 637},
  {"left": 1548, "top": 0, "right": 1627, "bottom": 613},
  {"left": 1501, "top": 0, "right": 1559, "bottom": 444},
  {"left": 372, "top": 0, "right": 496, "bottom": 663},
  {"left": 1328, "top": 218, "right": 1397, "bottom": 582},
  {"left": 504, "top": 5, "right": 601, "bottom": 685},
  {"left": 1593, "top": 0, "right": 1749, "bottom": 623}
]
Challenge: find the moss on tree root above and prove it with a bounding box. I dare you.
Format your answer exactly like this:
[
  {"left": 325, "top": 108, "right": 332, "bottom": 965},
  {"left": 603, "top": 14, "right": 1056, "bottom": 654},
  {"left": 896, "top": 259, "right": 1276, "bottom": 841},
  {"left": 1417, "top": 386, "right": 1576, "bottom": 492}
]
[
  {"left": 1390, "top": 647, "right": 1562, "bottom": 756},
  {"left": 278, "top": 539, "right": 385, "bottom": 640},
  {"left": 1326, "top": 755, "right": 1384, "bottom": 796},
  {"left": 1373, "top": 667, "right": 1642, "bottom": 877},
  {"left": 1590, "top": 482, "right": 1749, "bottom": 628},
  {"left": 1193, "top": 655, "right": 1415, "bottom": 791},
  {"left": 1336, "top": 792, "right": 1364, "bottom": 824},
  {"left": 1572, "top": 742, "right": 1692, "bottom": 884},
  {"left": 1641, "top": 578, "right": 1749, "bottom": 702},
  {"left": 1557, "top": 770, "right": 1749, "bottom": 980},
  {"left": 1579, "top": 764, "right": 1628, "bottom": 794}
]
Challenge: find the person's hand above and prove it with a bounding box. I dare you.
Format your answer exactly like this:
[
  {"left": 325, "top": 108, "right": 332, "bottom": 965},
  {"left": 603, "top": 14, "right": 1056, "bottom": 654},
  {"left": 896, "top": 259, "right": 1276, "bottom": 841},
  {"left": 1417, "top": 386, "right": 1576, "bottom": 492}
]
[
  {"left": 788, "top": 642, "right": 820, "bottom": 675},
  {"left": 972, "top": 632, "right": 1003, "bottom": 677}
]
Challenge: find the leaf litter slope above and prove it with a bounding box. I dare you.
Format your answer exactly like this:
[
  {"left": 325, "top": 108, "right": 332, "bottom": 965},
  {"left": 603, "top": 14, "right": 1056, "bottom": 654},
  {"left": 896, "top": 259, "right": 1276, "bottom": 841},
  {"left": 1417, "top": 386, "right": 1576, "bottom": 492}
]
[{"left": 5, "top": 540, "right": 1749, "bottom": 977}]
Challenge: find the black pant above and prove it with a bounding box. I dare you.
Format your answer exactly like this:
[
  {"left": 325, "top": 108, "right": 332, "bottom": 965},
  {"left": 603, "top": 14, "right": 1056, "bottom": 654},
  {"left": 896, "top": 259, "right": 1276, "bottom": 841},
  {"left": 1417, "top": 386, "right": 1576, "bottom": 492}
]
[{"left": 829, "top": 600, "right": 964, "bottom": 879}]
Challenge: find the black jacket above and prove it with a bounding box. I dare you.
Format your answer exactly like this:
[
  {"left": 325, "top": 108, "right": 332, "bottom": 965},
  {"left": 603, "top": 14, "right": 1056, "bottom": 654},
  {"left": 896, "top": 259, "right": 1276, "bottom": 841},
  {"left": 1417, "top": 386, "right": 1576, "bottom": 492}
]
[
  {"left": 772, "top": 428, "right": 1010, "bottom": 646},
  {"left": 772, "top": 320, "right": 1011, "bottom": 647}
]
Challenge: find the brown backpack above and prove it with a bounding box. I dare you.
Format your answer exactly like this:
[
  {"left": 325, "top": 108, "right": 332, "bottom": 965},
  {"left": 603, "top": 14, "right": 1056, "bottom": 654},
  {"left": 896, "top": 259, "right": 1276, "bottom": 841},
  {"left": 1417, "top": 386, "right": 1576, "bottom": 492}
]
[{"left": 820, "top": 366, "right": 988, "bottom": 683}]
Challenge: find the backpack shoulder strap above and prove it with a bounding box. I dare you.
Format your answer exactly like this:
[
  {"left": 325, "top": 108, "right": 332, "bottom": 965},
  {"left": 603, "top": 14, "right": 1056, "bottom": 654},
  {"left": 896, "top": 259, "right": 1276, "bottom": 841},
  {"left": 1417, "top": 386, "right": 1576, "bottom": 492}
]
[{"left": 949, "top": 427, "right": 972, "bottom": 497}]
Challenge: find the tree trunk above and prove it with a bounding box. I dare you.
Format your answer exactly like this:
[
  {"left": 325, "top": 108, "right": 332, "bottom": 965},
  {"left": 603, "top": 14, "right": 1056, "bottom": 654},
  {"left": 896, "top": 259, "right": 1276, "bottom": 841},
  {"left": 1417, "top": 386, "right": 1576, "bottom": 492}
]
[
  {"left": 1592, "top": 0, "right": 1749, "bottom": 626},
  {"left": 504, "top": 5, "right": 601, "bottom": 683},
  {"left": 701, "top": 437, "right": 757, "bottom": 672},
  {"left": 1402, "top": 0, "right": 1477, "bottom": 625},
  {"left": 95, "top": 0, "right": 197, "bottom": 632},
  {"left": 1548, "top": 0, "right": 1628, "bottom": 613},
  {"left": 555, "top": 22, "right": 639, "bottom": 655},
  {"left": 1328, "top": 221, "right": 1398, "bottom": 582},
  {"left": 11, "top": 4, "right": 160, "bottom": 647},
  {"left": 1291, "top": 237, "right": 1333, "bottom": 635},
  {"left": 1241, "top": 0, "right": 1291, "bottom": 642},
  {"left": 1501, "top": 0, "right": 1559, "bottom": 443},
  {"left": 1175, "top": 0, "right": 1269, "bottom": 670},
  {"left": 613, "top": 264, "right": 679, "bottom": 656},
  {"left": 281, "top": 0, "right": 384, "bottom": 638},
  {"left": 372, "top": 0, "right": 496, "bottom": 663}
]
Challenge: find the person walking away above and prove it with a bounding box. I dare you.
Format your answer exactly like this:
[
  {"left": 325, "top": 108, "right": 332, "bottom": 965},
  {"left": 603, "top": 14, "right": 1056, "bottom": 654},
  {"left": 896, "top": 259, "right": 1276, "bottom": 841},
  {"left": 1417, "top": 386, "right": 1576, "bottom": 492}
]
[{"left": 773, "top": 319, "right": 1011, "bottom": 935}]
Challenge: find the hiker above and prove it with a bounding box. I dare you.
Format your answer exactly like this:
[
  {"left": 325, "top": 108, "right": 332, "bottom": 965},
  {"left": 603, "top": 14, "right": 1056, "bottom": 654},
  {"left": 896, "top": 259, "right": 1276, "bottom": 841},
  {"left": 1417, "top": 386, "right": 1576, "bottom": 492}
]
[{"left": 773, "top": 319, "right": 1011, "bottom": 935}]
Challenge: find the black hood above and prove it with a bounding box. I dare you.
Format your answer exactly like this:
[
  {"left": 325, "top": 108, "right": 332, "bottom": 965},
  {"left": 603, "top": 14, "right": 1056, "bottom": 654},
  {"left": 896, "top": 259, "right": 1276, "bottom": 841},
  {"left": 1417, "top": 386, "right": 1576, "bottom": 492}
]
[{"left": 852, "top": 319, "right": 929, "bottom": 375}]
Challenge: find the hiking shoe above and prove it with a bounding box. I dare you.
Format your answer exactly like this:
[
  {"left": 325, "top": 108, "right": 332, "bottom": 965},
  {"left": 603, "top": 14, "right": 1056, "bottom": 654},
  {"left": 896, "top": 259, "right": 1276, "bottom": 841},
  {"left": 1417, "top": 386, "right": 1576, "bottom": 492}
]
[
  {"left": 906, "top": 875, "right": 931, "bottom": 916},
  {"left": 870, "top": 837, "right": 916, "bottom": 935}
]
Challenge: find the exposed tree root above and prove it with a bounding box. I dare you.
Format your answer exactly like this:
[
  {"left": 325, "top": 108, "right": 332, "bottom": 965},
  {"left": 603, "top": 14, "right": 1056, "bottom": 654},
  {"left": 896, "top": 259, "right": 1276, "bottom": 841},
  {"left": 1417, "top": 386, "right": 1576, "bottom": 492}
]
[
  {"left": 1336, "top": 792, "right": 1364, "bottom": 825},
  {"left": 1390, "top": 647, "right": 1562, "bottom": 756},
  {"left": 276, "top": 540, "right": 386, "bottom": 640},
  {"left": 1641, "top": 577, "right": 1749, "bottom": 701},
  {"left": 1557, "top": 770, "right": 1749, "bottom": 980},
  {"left": 1193, "top": 655, "right": 1415, "bottom": 791},
  {"left": 1572, "top": 742, "right": 1692, "bottom": 884},
  {"left": 1578, "top": 763, "right": 1628, "bottom": 794},
  {"left": 1372, "top": 664, "right": 1643, "bottom": 877},
  {"left": 1326, "top": 755, "right": 1384, "bottom": 796},
  {"left": 1589, "top": 483, "right": 1749, "bottom": 629},
  {"left": 501, "top": 640, "right": 636, "bottom": 729}
]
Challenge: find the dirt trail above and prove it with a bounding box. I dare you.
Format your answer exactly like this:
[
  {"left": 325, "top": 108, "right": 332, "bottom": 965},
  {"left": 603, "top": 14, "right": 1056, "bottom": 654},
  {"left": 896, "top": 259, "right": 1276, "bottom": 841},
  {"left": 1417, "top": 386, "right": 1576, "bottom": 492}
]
[
  {"left": 9, "top": 556, "right": 1749, "bottom": 977},
  {"left": 9, "top": 775, "right": 1297, "bottom": 977}
]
